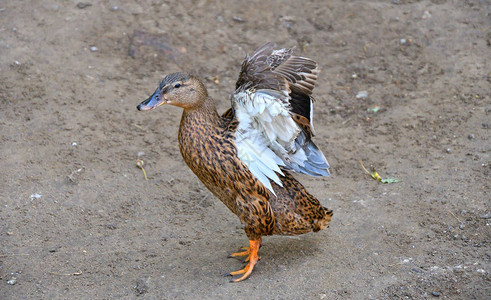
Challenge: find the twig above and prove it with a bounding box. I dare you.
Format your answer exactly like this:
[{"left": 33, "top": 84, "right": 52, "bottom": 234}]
[
  {"left": 136, "top": 159, "right": 148, "bottom": 181},
  {"left": 448, "top": 210, "right": 462, "bottom": 224},
  {"left": 49, "top": 270, "right": 82, "bottom": 276},
  {"left": 360, "top": 160, "right": 382, "bottom": 181},
  {"left": 360, "top": 160, "right": 371, "bottom": 175},
  {"left": 393, "top": 79, "right": 401, "bottom": 88}
]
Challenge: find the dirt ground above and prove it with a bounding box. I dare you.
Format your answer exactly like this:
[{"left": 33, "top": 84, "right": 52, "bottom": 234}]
[{"left": 1, "top": 0, "right": 489, "bottom": 299}]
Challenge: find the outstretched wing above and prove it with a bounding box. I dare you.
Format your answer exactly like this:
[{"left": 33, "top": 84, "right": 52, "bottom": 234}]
[{"left": 230, "top": 43, "right": 329, "bottom": 195}]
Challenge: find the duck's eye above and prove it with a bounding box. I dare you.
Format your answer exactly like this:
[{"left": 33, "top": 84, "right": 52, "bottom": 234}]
[{"left": 174, "top": 83, "right": 181, "bottom": 88}]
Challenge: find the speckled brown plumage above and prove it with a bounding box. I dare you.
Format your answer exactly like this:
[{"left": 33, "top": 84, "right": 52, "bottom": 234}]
[
  {"left": 177, "top": 97, "right": 332, "bottom": 241},
  {"left": 178, "top": 99, "right": 275, "bottom": 240},
  {"left": 137, "top": 44, "right": 333, "bottom": 282}
]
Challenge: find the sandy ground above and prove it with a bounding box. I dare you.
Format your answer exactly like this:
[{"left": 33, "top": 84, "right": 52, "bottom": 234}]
[{"left": 1, "top": 0, "right": 489, "bottom": 299}]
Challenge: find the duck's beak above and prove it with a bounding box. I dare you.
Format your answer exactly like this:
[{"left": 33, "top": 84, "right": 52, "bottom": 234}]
[{"left": 137, "top": 89, "right": 168, "bottom": 111}]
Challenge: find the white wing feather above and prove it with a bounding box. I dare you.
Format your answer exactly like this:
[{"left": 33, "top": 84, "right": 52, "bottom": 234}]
[
  {"left": 233, "top": 90, "right": 305, "bottom": 195},
  {"left": 231, "top": 45, "right": 329, "bottom": 196}
]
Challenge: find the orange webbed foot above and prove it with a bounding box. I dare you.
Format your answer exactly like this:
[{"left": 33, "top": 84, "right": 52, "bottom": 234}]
[
  {"left": 226, "top": 239, "right": 261, "bottom": 282},
  {"left": 227, "top": 246, "right": 250, "bottom": 260}
]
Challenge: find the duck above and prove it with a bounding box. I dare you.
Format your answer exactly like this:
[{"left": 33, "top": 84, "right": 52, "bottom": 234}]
[{"left": 137, "top": 42, "right": 333, "bottom": 282}]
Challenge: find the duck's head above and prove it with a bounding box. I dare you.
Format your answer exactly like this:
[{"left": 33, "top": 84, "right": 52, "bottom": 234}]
[{"left": 137, "top": 72, "right": 207, "bottom": 111}]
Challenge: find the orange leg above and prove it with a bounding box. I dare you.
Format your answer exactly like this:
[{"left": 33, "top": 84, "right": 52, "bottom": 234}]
[{"left": 226, "top": 239, "right": 261, "bottom": 282}]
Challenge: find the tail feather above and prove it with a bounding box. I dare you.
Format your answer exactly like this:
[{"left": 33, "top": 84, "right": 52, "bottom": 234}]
[{"left": 313, "top": 207, "right": 333, "bottom": 232}]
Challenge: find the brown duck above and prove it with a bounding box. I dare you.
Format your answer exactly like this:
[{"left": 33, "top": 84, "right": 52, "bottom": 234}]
[{"left": 137, "top": 42, "right": 333, "bottom": 282}]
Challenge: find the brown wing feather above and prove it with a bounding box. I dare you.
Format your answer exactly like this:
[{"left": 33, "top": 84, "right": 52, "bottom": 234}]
[
  {"left": 235, "top": 43, "right": 289, "bottom": 92},
  {"left": 273, "top": 56, "right": 319, "bottom": 138},
  {"left": 234, "top": 43, "right": 320, "bottom": 139},
  {"left": 273, "top": 56, "right": 319, "bottom": 96}
]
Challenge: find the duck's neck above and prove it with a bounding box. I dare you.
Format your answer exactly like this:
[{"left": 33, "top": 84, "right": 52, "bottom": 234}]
[
  {"left": 181, "top": 96, "right": 220, "bottom": 123},
  {"left": 178, "top": 97, "right": 222, "bottom": 164},
  {"left": 179, "top": 96, "right": 222, "bottom": 141}
]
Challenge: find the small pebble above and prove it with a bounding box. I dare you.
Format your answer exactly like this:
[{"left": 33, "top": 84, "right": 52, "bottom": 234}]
[
  {"left": 445, "top": 148, "right": 451, "bottom": 153},
  {"left": 137, "top": 151, "right": 145, "bottom": 157},
  {"left": 459, "top": 224, "right": 465, "bottom": 230},
  {"left": 276, "top": 264, "right": 287, "bottom": 271},
  {"left": 400, "top": 38, "right": 407, "bottom": 44},
  {"left": 7, "top": 277, "right": 17, "bottom": 285},
  {"left": 431, "top": 291, "right": 441, "bottom": 297},
  {"left": 30, "top": 193, "right": 42, "bottom": 200},
  {"left": 134, "top": 279, "right": 148, "bottom": 295},
  {"left": 467, "top": 134, "right": 475, "bottom": 139},
  {"left": 481, "top": 212, "right": 491, "bottom": 219},
  {"left": 105, "top": 224, "right": 117, "bottom": 230},
  {"left": 90, "top": 46, "right": 98, "bottom": 52},
  {"left": 232, "top": 16, "right": 245, "bottom": 23},
  {"left": 111, "top": 6, "right": 119, "bottom": 11},
  {"left": 356, "top": 91, "right": 368, "bottom": 99},
  {"left": 72, "top": 142, "right": 78, "bottom": 146},
  {"left": 76, "top": 2, "right": 92, "bottom": 9}
]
